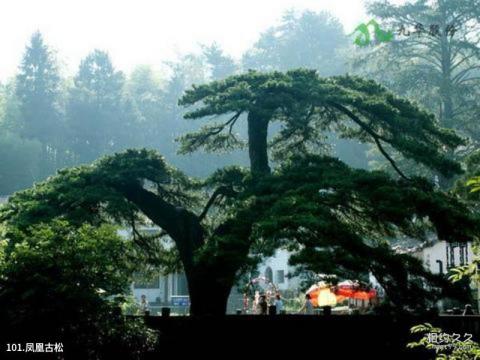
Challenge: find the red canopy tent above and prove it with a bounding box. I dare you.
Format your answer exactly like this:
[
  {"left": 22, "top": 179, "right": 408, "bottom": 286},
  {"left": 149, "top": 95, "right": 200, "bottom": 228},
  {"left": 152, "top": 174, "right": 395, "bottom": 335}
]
[
  {"left": 334, "top": 280, "right": 376, "bottom": 301},
  {"left": 306, "top": 280, "right": 377, "bottom": 307},
  {"left": 335, "top": 287, "right": 377, "bottom": 300}
]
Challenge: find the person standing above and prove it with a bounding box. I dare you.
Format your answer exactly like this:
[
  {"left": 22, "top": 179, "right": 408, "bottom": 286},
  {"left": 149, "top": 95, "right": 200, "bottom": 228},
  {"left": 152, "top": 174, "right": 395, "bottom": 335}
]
[
  {"left": 139, "top": 294, "right": 150, "bottom": 315},
  {"left": 274, "top": 294, "right": 284, "bottom": 314},
  {"left": 258, "top": 294, "right": 268, "bottom": 315},
  {"left": 253, "top": 291, "right": 260, "bottom": 314},
  {"left": 266, "top": 290, "right": 273, "bottom": 307},
  {"left": 242, "top": 293, "right": 250, "bottom": 314},
  {"left": 300, "top": 294, "right": 314, "bottom": 315}
]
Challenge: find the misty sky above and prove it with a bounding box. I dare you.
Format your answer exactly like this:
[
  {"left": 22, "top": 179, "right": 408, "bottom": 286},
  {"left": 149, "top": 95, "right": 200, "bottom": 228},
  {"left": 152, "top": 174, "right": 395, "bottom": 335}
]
[{"left": 0, "top": 0, "right": 378, "bottom": 81}]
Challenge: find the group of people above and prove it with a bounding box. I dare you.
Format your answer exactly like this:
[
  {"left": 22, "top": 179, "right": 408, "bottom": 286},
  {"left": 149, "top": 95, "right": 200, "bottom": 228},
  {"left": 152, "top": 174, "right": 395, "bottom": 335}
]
[
  {"left": 242, "top": 291, "right": 317, "bottom": 315},
  {"left": 243, "top": 291, "right": 284, "bottom": 315}
]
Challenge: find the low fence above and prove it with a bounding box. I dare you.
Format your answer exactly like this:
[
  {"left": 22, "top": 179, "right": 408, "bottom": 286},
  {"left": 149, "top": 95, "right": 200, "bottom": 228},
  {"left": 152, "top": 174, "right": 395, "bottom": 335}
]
[{"left": 134, "top": 314, "right": 480, "bottom": 358}]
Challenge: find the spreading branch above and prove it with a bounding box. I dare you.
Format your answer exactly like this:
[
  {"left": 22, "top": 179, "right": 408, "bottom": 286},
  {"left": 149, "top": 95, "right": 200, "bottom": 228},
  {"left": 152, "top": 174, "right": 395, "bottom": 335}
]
[
  {"left": 179, "top": 111, "right": 243, "bottom": 153},
  {"left": 199, "top": 185, "right": 238, "bottom": 221},
  {"left": 328, "top": 101, "right": 409, "bottom": 180}
]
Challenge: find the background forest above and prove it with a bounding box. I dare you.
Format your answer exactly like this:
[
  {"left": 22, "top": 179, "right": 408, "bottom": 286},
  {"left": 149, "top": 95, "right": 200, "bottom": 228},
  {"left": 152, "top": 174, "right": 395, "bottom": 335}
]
[
  {"left": 0, "top": 10, "right": 364, "bottom": 195},
  {"left": 3, "top": 2, "right": 480, "bottom": 196}
]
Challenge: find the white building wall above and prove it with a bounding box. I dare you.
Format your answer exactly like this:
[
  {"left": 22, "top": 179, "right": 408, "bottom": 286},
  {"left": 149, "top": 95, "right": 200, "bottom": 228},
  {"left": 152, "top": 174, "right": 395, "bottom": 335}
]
[{"left": 418, "top": 241, "right": 474, "bottom": 274}]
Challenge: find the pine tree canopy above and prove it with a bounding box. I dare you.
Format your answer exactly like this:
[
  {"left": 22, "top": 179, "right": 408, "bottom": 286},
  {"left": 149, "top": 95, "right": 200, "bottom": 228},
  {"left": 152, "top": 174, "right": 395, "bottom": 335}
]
[
  {"left": 179, "top": 69, "right": 463, "bottom": 179},
  {"left": 1, "top": 69, "right": 478, "bottom": 312}
]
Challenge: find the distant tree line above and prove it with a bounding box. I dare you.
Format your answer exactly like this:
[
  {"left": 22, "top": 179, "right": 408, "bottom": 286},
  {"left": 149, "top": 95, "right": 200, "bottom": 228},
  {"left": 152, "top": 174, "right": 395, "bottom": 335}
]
[
  {"left": 0, "top": 10, "right": 353, "bottom": 195},
  {"left": 2, "top": 1, "right": 480, "bottom": 195}
]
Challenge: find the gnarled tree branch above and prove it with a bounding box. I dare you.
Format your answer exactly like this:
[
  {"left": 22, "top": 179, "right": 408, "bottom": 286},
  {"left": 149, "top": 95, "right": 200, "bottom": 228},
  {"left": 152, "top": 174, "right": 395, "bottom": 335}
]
[
  {"left": 117, "top": 183, "right": 205, "bottom": 269},
  {"left": 328, "top": 101, "right": 410, "bottom": 180},
  {"left": 199, "top": 185, "right": 238, "bottom": 221}
]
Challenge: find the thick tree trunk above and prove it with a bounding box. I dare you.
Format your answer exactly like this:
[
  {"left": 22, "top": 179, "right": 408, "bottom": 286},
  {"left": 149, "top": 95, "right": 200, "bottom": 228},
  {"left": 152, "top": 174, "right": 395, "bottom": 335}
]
[
  {"left": 186, "top": 269, "right": 234, "bottom": 316},
  {"left": 247, "top": 110, "right": 270, "bottom": 175},
  {"left": 436, "top": 7, "right": 455, "bottom": 189},
  {"left": 438, "top": 5, "right": 454, "bottom": 129},
  {"left": 181, "top": 110, "right": 273, "bottom": 314},
  {"left": 158, "top": 109, "right": 271, "bottom": 315},
  {"left": 119, "top": 183, "right": 244, "bottom": 316}
]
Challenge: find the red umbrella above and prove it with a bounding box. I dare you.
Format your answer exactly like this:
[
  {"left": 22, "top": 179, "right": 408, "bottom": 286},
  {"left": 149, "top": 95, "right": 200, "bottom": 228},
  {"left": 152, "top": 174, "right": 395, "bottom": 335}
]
[
  {"left": 334, "top": 280, "right": 377, "bottom": 300},
  {"left": 335, "top": 288, "right": 376, "bottom": 300}
]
